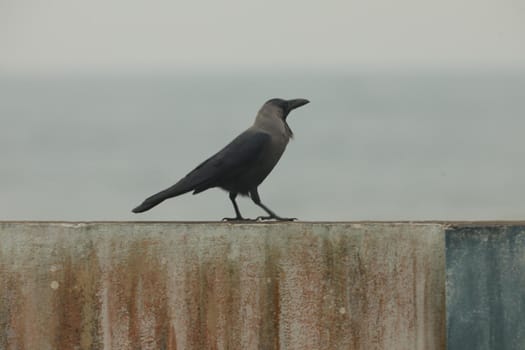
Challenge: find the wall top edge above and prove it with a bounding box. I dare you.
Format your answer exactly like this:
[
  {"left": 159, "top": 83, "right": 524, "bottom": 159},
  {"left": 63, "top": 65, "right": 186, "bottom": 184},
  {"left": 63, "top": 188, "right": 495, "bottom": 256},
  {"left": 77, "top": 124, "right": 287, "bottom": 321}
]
[{"left": 1, "top": 220, "right": 524, "bottom": 226}]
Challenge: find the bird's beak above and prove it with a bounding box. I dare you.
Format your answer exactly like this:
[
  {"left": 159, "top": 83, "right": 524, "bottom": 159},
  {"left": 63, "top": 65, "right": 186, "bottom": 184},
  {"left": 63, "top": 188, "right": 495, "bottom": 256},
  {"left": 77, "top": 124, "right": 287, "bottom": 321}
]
[{"left": 287, "top": 98, "right": 310, "bottom": 112}]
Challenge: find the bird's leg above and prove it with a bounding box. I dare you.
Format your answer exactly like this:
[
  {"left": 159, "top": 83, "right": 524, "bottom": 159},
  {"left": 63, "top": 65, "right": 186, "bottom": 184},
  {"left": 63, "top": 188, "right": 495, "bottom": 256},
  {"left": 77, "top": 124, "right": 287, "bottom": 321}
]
[
  {"left": 222, "top": 192, "right": 253, "bottom": 221},
  {"left": 250, "top": 189, "right": 296, "bottom": 221}
]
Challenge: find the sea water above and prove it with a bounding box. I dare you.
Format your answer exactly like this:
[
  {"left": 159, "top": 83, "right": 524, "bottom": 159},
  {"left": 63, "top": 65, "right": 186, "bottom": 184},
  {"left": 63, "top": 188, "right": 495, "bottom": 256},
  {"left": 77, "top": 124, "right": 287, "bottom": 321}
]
[{"left": 1, "top": 71, "right": 524, "bottom": 221}]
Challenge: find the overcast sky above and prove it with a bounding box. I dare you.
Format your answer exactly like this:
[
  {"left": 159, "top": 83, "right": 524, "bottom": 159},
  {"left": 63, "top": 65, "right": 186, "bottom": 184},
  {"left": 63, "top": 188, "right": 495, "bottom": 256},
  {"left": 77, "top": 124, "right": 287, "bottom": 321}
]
[{"left": 1, "top": 0, "right": 525, "bottom": 74}]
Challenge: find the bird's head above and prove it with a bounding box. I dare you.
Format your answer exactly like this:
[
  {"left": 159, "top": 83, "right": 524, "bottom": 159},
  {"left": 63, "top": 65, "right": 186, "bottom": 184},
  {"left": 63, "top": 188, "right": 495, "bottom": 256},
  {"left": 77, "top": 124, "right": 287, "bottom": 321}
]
[
  {"left": 263, "top": 98, "right": 310, "bottom": 120},
  {"left": 257, "top": 98, "right": 309, "bottom": 138}
]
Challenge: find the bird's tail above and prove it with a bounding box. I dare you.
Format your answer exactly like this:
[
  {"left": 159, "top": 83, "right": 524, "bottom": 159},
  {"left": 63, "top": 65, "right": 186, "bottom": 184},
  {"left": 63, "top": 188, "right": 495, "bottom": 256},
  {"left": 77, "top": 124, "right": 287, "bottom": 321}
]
[{"left": 132, "top": 182, "right": 192, "bottom": 213}]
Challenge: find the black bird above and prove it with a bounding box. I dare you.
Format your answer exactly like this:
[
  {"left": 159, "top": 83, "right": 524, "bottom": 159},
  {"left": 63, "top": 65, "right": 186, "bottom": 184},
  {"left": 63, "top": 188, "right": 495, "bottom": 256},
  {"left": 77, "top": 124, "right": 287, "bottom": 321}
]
[{"left": 132, "top": 98, "right": 309, "bottom": 220}]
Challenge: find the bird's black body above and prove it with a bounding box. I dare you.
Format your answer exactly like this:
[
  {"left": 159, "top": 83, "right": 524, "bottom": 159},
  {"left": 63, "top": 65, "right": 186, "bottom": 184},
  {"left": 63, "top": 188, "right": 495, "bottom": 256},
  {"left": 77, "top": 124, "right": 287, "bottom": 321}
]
[{"left": 132, "top": 98, "right": 309, "bottom": 220}]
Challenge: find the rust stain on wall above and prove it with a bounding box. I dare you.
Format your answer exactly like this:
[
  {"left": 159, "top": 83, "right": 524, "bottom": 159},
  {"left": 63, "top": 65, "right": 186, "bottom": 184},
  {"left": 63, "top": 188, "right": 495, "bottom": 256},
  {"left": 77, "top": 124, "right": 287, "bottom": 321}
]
[
  {"left": 53, "top": 251, "right": 102, "bottom": 349},
  {"left": 0, "top": 272, "right": 26, "bottom": 349},
  {"left": 0, "top": 222, "right": 445, "bottom": 349},
  {"left": 260, "top": 240, "right": 281, "bottom": 350}
]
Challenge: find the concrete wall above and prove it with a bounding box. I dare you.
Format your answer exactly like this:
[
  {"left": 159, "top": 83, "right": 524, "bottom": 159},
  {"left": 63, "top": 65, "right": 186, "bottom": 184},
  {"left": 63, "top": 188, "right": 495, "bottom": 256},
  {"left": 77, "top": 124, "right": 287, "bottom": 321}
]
[{"left": 0, "top": 222, "right": 446, "bottom": 349}]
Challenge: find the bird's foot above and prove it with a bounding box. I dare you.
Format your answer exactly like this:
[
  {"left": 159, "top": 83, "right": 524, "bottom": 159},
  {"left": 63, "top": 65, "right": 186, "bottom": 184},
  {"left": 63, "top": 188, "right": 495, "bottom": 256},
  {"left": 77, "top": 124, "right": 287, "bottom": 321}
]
[
  {"left": 222, "top": 216, "right": 255, "bottom": 222},
  {"left": 256, "top": 215, "right": 297, "bottom": 221}
]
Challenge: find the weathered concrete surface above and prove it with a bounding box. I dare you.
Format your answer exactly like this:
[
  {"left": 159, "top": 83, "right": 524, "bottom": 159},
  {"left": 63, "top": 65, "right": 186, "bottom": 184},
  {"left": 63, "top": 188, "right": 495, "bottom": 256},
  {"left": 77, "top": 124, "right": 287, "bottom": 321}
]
[
  {"left": 0, "top": 222, "right": 445, "bottom": 350},
  {"left": 446, "top": 224, "right": 525, "bottom": 350}
]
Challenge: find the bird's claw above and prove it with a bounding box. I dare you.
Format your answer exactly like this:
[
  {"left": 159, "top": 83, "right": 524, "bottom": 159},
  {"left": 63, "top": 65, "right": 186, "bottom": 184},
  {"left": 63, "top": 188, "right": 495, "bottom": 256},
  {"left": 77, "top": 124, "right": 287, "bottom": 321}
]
[
  {"left": 256, "top": 216, "right": 297, "bottom": 221},
  {"left": 222, "top": 217, "right": 255, "bottom": 222}
]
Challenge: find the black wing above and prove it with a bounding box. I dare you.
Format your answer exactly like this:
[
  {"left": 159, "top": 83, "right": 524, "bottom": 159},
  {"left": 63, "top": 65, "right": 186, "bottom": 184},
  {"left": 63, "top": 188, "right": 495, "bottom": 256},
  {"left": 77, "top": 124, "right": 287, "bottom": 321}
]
[{"left": 132, "top": 130, "right": 270, "bottom": 213}]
